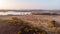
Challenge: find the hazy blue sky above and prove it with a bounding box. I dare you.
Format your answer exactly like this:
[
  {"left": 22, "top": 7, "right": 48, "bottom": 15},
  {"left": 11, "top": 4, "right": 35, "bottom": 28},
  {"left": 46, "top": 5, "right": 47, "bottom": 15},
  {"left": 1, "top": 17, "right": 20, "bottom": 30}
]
[{"left": 0, "top": 0, "right": 60, "bottom": 10}]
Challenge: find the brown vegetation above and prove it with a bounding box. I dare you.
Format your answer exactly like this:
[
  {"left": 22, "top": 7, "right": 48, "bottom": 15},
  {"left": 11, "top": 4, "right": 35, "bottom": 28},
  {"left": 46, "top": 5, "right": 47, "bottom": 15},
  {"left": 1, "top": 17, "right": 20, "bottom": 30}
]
[
  {"left": 0, "top": 15, "right": 60, "bottom": 34},
  {"left": 0, "top": 17, "right": 47, "bottom": 34},
  {"left": 32, "top": 12, "right": 59, "bottom": 15}
]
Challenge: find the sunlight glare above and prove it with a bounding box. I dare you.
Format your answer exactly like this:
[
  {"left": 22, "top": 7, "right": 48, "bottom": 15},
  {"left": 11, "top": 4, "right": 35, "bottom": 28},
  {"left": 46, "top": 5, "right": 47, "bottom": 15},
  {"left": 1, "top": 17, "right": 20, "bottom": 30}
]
[{"left": 0, "top": 0, "right": 6, "bottom": 6}]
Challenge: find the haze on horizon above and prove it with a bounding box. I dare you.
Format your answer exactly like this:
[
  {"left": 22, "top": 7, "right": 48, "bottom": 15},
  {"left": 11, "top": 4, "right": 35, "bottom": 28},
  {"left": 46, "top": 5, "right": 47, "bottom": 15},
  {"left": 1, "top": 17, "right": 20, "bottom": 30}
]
[{"left": 0, "top": 0, "right": 60, "bottom": 10}]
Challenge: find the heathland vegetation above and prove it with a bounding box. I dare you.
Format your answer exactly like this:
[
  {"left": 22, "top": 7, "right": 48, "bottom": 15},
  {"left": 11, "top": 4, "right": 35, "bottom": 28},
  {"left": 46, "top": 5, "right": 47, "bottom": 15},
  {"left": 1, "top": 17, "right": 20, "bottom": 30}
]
[
  {"left": 0, "top": 15, "right": 60, "bottom": 34},
  {"left": 0, "top": 17, "right": 47, "bottom": 34}
]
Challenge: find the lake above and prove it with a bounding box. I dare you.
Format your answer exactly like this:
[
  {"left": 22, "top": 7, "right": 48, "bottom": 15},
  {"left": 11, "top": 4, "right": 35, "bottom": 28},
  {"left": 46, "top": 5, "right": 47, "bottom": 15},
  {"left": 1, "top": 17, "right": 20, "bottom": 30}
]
[{"left": 0, "top": 11, "right": 31, "bottom": 15}]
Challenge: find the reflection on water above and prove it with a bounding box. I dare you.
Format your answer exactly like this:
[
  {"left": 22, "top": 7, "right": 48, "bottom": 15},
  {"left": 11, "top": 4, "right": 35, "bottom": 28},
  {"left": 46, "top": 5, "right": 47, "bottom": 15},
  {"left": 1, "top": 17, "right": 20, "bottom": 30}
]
[{"left": 0, "top": 11, "right": 31, "bottom": 15}]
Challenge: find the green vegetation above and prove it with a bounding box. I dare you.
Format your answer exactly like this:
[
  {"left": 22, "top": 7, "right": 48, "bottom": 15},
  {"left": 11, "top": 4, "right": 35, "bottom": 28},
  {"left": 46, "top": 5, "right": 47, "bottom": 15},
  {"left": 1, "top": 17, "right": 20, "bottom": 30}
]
[{"left": 50, "top": 20, "right": 56, "bottom": 27}]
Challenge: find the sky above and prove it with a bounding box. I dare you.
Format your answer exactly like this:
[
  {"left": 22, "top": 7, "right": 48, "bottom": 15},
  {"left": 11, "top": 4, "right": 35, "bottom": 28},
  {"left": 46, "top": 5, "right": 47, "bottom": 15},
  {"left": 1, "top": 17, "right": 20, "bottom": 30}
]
[{"left": 0, "top": 0, "right": 60, "bottom": 10}]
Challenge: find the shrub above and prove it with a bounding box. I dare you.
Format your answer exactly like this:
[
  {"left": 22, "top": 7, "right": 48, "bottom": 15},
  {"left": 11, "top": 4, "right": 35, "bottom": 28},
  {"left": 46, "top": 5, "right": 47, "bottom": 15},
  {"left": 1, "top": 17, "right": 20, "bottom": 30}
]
[
  {"left": 50, "top": 20, "right": 56, "bottom": 27},
  {"left": 6, "top": 17, "right": 47, "bottom": 34},
  {"left": 0, "top": 17, "right": 47, "bottom": 34}
]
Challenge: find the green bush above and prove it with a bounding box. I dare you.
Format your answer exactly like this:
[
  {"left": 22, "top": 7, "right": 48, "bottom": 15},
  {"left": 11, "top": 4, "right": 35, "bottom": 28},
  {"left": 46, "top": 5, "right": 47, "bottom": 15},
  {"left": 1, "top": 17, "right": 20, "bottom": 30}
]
[{"left": 50, "top": 20, "right": 56, "bottom": 27}]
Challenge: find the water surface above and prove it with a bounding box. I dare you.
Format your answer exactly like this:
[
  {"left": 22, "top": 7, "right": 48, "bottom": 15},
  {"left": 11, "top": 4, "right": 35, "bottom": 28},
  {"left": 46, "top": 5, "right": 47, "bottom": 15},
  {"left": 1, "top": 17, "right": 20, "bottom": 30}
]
[{"left": 0, "top": 11, "right": 31, "bottom": 15}]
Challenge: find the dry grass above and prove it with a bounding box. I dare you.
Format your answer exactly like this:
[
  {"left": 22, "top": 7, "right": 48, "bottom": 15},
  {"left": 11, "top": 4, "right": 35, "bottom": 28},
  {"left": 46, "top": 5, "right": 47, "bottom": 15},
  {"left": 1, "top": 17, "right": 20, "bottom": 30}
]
[{"left": 0, "top": 15, "right": 60, "bottom": 34}]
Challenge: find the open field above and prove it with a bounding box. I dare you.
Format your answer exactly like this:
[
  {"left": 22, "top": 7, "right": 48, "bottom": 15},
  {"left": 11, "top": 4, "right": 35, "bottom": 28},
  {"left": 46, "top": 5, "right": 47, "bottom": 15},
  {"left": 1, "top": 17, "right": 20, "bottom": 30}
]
[
  {"left": 0, "top": 15, "right": 60, "bottom": 22},
  {"left": 0, "top": 15, "right": 60, "bottom": 27}
]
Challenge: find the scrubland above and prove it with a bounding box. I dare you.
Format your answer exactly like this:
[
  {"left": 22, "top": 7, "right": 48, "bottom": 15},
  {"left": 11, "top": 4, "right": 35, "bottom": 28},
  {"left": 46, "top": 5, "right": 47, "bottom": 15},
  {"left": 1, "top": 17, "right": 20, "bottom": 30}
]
[{"left": 0, "top": 15, "right": 60, "bottom": 34}]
